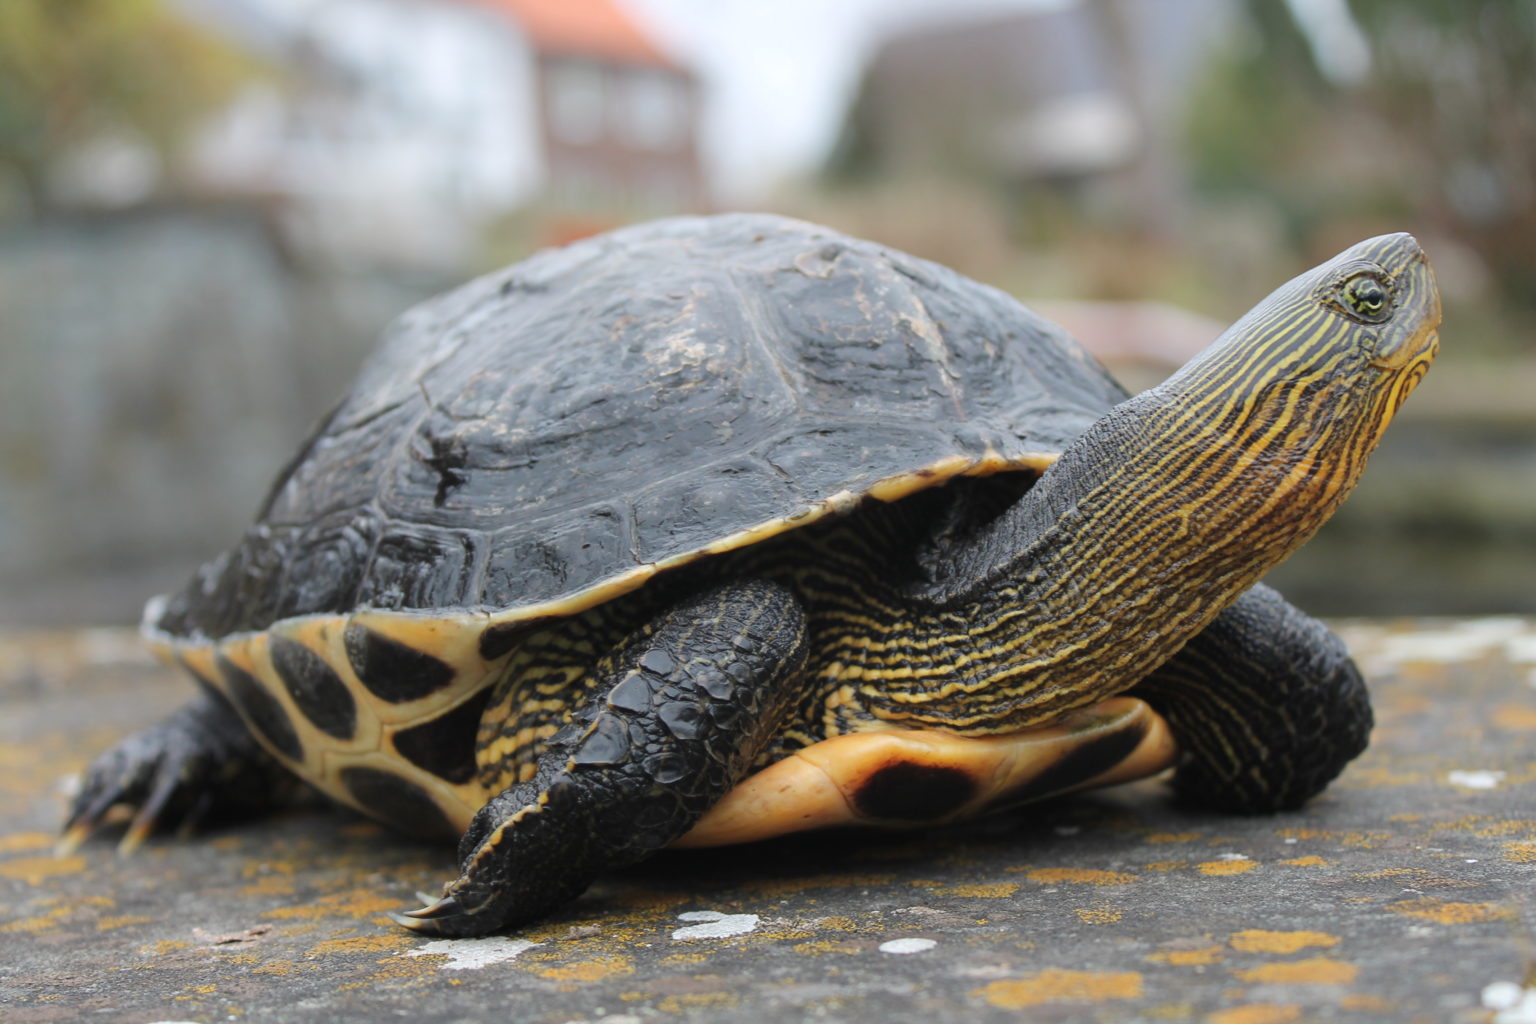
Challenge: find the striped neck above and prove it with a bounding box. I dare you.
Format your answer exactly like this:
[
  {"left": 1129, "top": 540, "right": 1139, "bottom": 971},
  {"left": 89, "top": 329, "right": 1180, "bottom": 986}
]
[{"left": 867, "top": 234, "right": 1439, "bottom": 731}]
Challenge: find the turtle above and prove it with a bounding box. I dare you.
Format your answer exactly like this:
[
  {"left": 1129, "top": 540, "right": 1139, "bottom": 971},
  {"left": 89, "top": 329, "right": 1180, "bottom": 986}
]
[{"left": 62, "top": 214, "right": 1440, "bottom": 937}]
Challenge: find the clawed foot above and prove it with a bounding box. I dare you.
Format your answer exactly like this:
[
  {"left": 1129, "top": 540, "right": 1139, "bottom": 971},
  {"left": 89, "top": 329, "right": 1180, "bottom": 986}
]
[{"left": 60, "top": 693, "right": 293, "bottom": 855}]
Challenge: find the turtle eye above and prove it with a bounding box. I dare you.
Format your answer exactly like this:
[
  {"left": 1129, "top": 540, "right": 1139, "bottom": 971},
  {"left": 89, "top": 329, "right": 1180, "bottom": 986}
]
[{"left": 1339, "top": 273, "right": 1392, "bottom": 323}]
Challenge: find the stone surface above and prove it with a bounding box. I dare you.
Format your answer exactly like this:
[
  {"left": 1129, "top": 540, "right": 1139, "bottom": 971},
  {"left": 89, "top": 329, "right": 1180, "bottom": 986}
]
[{"left": 3, "top": 619, "right": 1535, "bottom": 1023}]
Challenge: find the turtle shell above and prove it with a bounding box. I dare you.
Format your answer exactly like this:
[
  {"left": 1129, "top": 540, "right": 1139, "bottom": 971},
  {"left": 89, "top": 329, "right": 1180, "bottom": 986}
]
[{"left": 145, "top": 212, "right": 1129, "bottom": 834}]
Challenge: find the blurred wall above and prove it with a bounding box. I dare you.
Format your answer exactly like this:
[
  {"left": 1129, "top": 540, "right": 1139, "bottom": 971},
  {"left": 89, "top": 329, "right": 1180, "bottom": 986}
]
[{"left": 0, "top": 204, "right": 441, "bottom": 624}]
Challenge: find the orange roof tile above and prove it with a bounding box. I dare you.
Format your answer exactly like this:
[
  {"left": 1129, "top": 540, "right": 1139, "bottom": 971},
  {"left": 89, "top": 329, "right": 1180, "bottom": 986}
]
[{"left": 466, "top": 0, "right": 681, "bottom": 70}]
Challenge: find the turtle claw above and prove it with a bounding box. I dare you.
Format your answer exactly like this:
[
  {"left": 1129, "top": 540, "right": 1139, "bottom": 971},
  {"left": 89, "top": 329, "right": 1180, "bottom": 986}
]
[
  {"left": 118, "top": 765, "right": 185, "bottom": 855},
  {"left": 117, "top": 815, "right": 156, "bottom": 857},
  {"left": 55, "top": 821, "right": 93, "bottom": 858},
  {"left": 390, "top": 895, "right": 469, "bottom": 934},
  {"left": 402, "top": 895, "right": 466, "bottom": 921}
]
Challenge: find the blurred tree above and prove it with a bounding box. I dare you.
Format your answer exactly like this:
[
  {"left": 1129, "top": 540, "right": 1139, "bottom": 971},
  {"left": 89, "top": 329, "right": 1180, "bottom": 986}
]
[
  {"left": 0, "top": 0, "right": 254, "bottom": 215},
  {"left": 1350, "top": 0, "right": 1536, "bottom": 309},
  {"left": 1186, "top": 0, "right": 1536, "bottom": 327},
  {"left": 1185, "top": 1, "right": 1370, "bottom": 244}
]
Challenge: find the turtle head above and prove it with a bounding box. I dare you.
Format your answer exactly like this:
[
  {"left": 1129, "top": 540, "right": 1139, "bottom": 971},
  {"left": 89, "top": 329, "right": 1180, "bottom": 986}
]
[{"left": 1158, "top": 232, "right": 1439, "bottom": 514}]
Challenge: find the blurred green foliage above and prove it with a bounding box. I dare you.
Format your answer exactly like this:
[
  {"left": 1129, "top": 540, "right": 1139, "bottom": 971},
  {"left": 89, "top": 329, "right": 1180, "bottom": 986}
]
[
  {"left": 1187, "top": 0, "right": 1536, "bottom": 335},
  {"left": 0, "top": 0, "right": 255, "bottom": 213}
]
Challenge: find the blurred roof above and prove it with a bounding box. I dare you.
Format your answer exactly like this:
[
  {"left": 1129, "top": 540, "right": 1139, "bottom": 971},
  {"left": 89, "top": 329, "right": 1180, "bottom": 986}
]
[{"left": 465, "top": 0, "right": 682, "bottom": 71}]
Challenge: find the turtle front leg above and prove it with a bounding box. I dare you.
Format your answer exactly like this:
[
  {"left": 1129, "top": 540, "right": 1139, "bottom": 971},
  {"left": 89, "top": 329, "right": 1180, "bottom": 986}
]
[
  {"left": 61, "top": 689, "right": 297, "bottom": 854},
  {"left": 395, "top": 579, "right": 809, "bottom": 937},
  {"left": 1130, "top": 583, "right": 1372, "bottom": 813}
]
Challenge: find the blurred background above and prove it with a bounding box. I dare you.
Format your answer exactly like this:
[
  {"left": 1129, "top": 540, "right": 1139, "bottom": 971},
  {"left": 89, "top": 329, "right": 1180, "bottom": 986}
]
[{"left": 0, "top": 0, "right": 1531, "bottom": 627}]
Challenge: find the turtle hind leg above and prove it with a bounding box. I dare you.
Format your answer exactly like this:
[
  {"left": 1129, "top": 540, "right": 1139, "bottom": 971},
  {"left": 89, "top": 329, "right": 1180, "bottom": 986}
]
[
  {"left": 1130, "top": 582, "right": 1372, "bottom": 813},
  {"left": 61, "top": 689, "right": 297, "bottom": 855},
  {"left": 395, "top": 578, "right": 809, "bottom": 937}
]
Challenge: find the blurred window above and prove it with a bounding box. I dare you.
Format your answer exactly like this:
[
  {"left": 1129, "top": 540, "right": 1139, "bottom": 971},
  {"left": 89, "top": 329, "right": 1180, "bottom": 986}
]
[
  {"left": 552, "top": 156, "right": 611, "bottom": 209},
  {"left": 616, "top": 70, "right": 687, "bottom": 151},
  {"left": 548, "top": 59, "right": 606, "bottom": 145}
]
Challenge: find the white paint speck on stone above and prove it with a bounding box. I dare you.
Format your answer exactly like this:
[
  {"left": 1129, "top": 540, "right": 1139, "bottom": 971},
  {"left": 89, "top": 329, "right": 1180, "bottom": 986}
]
[
  {"left": 1485, "top": 982, "right": 1525, "bottom": 1009},
  {"left": 879, "top": 937, "right": 938, "bottom": 955},
  {"left": 1216, "top": 853, "right": 1251, "bottom": 861},
  {"left": 404, "top": 936, "right": 541, "bottom": 969},
  {"left": 1482, "top": 982, "right": 1536, "bottom": 1023},
  {"left": 671, "top": 910, "right": 760, "bottom": 940},
  {"left": 1448, "top": 770, "right": 1507, "bottom": 791}
]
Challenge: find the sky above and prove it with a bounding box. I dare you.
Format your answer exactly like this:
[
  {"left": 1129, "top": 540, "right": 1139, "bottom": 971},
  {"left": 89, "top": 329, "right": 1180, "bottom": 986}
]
[{"left": 626, "top": 0, "right": 1071, "bottom": 201}]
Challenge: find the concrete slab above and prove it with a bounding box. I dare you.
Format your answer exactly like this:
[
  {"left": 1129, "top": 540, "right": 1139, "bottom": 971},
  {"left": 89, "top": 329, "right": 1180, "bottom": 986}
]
[{"left": 3, "top": 619, "right": 1535, "bottom": 1023}]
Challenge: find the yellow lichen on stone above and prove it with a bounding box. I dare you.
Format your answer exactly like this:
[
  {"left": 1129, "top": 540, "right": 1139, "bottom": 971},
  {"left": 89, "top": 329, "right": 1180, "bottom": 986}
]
[
  {"left": 1074, "top": 907, "right": 1123, "bottom": 924},
  {"left": 1228, "top": 930, "right": 1340, "bottom": 954},
  {"left": 1145, "top": 861, "right": 1187, "bottom": 872},
  {"left": 940, "top": 882, "right": 1020, "bottom": 898},
  {"left": 242, "top": 875, "right": 298, "bottom": 898},
  {"left": 0, "top": 854, "right": 85, "bottom": 884},
  {"left": 1149, "top": 946, "right": 1224, "bottom": 966},
  {"left": 538, "top": 955, "right": 636, "bottom": 982},
  {"left": 1354, "top": 867, "right": 1477, "bottom": 888},
  {"left": 139, "top": 939, "right": 191, "bottom": 956},
  {"left": 1503, "top": 841, "right": 1536, "bottom": 863},
  {"left": 815, "top": 915, "right": 859, "bottom": 931},
  {"left": 263, "top": 888, "right": 400, "bottom": 921},
  {"left": 1275, "top": 827, "right": 1330, "bottom": 841},
  {"left": 1278, "top": 856, "right": 1329, "bottom": 867},
  {"left": 1025, "top": 867, "right": 1137, "bottom": 886},
  {"left": 1387, "top": 898, "right": 1509, "bottom": 924},
  {"left": 1492, "top": 704, "right": 1536, "bottom": 730},
  {"left": 656, "top": 991, "right": 738, "bottom": 1012},
  {"left": 972, "top": 969, "right": 1143, "bottom": 1009},
  {"left": 1206, "top": 1004, "right": 1302, "bottom": 1024},
  {"left": 1231, "top": 957, "right": 1359, "bottom": 985},
  {"left": 0, "top": 906, "right": 70, "bottom": 933},
  {"left": 1197, "top": 859, "right": 1256, "bottom": 876},
  {"left": 95, "top": 914, "right": 153, "bottom": 931},
  {"left": 1342, "top": 994, "right": 1397, "bottom": 1011},
  {"left": 1146, "top": 832, "right": 1201, "bottom": 844},
  {"left": 791, "top": 939, "right": 863, "bottom": 955},
  {"left": 0, "top": 831, "right": 55, "bottom": 853},
  {"left": 305, "top": 933, "right": 414, "bottom": 956}
]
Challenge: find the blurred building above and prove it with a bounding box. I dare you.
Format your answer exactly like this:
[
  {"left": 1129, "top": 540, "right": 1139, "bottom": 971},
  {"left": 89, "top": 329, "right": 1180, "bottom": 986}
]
[
  {"left": 833, "top": 0, "right": 1231, "bottom": 240},
  {"left": 177, "top": 0, "right": 707, "bottom": 267}
]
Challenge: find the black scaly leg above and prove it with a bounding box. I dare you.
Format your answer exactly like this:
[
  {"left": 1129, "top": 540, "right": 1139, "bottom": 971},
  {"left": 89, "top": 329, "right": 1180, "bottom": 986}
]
[
  {"left": 1130, "top": 583, "right": 1372, "bottom": 813},
  {"left": 61, "top": 688, "right": 298, "bottom": 853},
  {"left": 396, "top": 578, "right": 809, "bottom": 936}
]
